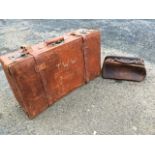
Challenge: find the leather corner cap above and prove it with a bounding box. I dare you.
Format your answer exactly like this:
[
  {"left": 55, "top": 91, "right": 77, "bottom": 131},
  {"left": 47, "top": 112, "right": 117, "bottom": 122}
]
[{"left": 102, "top": 56, "right": 146, "bottom": 82}]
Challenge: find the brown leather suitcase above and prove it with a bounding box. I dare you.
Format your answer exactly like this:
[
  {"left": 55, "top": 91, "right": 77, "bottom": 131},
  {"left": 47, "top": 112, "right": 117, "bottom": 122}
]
[
  {"left": 0, "top": 29, "right": 101, "bottom": 118},
  {"left": 102, "top": 56, "right": 146, "bottom": 82}
]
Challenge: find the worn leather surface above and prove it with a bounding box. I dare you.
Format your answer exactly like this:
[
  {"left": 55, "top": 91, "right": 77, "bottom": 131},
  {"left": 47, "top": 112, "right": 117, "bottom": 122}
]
[
  {"left": 0, "top": 29, "right": 101, "bottom": 118},
  {"left": 102, "top": 56, "right": 146, "bottom": 82}
]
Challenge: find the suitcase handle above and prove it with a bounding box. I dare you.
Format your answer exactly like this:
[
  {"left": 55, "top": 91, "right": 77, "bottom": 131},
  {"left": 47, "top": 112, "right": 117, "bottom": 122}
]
[
  {"left": 113, "top": 58, "right": 143, "bottom": 65},
  {"left": 45, "top": 36, "right": 64, "bottom": 46}
]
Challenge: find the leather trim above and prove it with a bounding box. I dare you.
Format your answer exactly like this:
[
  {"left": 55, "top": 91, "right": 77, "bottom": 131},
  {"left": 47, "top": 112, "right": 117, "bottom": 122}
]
[{"left": 81, "top": 35, "right": 89, "bottom": 83}]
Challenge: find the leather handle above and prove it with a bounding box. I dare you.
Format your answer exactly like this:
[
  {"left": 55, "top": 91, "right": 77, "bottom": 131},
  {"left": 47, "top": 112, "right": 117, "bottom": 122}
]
[
  {"left": 19, "top": 36, "right": 64, "bottom": 55},
  {"left": 45, "top": 36, "right": 64, "bottom": 46},
  {"left": 113, "top": 58, "right": 143, "bottom": 65}
]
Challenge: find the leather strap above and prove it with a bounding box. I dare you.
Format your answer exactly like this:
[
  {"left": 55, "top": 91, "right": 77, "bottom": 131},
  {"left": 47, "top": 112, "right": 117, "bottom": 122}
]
[
  {"left": 28, "top": 50, "right": 50, "bottom": 103},
  {"left": 81, "top": 35, "right": 89, "bottom": 83},
  {"left": 70, "top": 33, "right": 89, "bottom": 83}
]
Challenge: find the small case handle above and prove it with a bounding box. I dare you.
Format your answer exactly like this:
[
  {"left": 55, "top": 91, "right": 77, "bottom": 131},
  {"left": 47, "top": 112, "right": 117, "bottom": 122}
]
[
  {"left": 113, "top": 58, "right": 143, "bottom": 65},
  {"left": 45, "top": 36, "right": 64, "bottom": 46}
]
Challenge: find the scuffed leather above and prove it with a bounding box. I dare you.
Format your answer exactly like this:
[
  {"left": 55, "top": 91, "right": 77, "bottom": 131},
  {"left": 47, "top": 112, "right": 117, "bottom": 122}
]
[{"left": 0, "top": 29, "right": 101, "bottom": 119}]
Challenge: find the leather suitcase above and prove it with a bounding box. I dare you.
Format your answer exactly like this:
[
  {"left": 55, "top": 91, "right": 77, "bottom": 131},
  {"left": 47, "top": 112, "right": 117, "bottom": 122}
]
[
  {"left": 102, "top": 56, "right": 146, "bottom": 82},
  {"left": 0, "top": 29, "right": 101, "bottom": 118}
]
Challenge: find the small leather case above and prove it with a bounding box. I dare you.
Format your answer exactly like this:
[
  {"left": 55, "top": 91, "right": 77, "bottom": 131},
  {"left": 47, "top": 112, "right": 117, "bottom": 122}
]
[{"left": 102, "top": 56, "right": 146, "bottom": 82}]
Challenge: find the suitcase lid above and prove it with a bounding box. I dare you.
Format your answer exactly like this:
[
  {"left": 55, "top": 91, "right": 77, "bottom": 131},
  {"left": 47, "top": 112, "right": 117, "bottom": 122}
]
[{"left": 0, "top": 29, "right": 98, "bottom": 66}]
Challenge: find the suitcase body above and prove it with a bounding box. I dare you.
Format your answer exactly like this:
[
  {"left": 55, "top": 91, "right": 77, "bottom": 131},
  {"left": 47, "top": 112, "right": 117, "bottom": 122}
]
[
  {"left": 0, "top": 29, "right": 101, "bottom": 118},
  {"left": 102, "top": 56, "right": 146, "bottom": 82}
]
